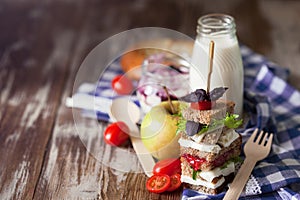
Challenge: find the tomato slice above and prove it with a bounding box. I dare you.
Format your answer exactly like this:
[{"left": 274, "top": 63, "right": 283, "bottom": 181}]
[
  {"left": 111, "top": 74, "right": 134, "bottom": 95},
  {"left": 182, "top": 154, "right": 206, "bottom": 171},
  {"left": 146, "top": 174, "right": 171, "bottom": 194},
  {"left": 190, "top": 100, "right": 215, "bottom": 110},
  {"left": 103, "top": 121, "right": 129, "bottom": 146},
  {"left": 167, "top": 174, "right": 181, "bottom": 192},
  {"left": 153, "top": 158, "right": 181, "bottom": 176}
]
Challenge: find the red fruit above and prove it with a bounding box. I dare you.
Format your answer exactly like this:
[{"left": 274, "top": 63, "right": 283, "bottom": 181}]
[
  {"left": 167, "top": 174, "right": 181, "bottom": 192},
  {"left": 191, "top": 101, "right": 215, "bottom": 110},
  {"left": 103, "top": 121, "right": 129, "bottom": 146},
  {"left": 153, "top": 158, "right": 181, "bottom": 176},
  {"left": 111, "top": 74, "right": 134, "bottom": 95},
  {"left": 146, "top": 174, "right": 171, "bottom": 194}
]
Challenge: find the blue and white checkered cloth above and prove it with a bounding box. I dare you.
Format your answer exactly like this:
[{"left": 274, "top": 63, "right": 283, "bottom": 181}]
[{"left": 67, "top": 45, "right": 300, "bottom": 199}]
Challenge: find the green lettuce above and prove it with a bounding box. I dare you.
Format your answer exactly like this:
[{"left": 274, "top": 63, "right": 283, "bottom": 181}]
[
  {"left": 176, "top": 103, "right": 188, "bottom": 135},
  {"left": 197, "top": 113, "right": 243, "bottom": 135},
  {"left": 220, "top": 156, "right": 243, "bottom": 169},
  {"left": 192, "top": 170, "right": 198, "bottom": 180},
  {"left": 224, "top": 113, "right": 243, "bottom": 129},
  {"left": 176, "top": 111, "right": 243, "bottom": 136}
]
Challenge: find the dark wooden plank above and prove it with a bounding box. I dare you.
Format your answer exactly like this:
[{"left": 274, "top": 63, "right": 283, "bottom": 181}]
[{"left": 0, "top": 1, "right": 82, "bottom": 199}]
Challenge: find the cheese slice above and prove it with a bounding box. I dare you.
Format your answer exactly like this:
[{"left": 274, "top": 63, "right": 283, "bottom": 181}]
[
  {"left": 199, "top": 161, "right": 235, "bottom": 182},
  {"left": 217, "top": 129, "right": 239, "bottom": 147},
  {"left": 181, "top": 162, "right": 235, "bottom": 189},
  {"left": 191, "top": 133, "right": 206, "bottom": 143},
  {"left": 178, "top": 138, "right": 221, "bottom": 153},
  {"left": 181, "top": 175, "right": 225, "bottom": 189},
  {"left": 179, "top": 130, "right": 240, "bottom": 153}
]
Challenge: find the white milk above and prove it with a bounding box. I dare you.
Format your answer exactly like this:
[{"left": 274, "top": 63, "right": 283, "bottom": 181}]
[{"left": 190, "top": 14, "right": 244, "bottom": 115}]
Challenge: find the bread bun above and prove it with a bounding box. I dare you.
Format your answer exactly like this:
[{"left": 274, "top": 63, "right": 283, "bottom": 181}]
[{"left": 120, "top": 39, "right": 194, "bottom": 80}]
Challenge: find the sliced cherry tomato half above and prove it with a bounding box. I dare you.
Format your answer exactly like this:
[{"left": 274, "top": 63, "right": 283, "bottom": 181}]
[
  {"left": 103, "top": 121, "right": 129, "bottom": 146},
  {"left": 191, "top": 100, "right": 215, "bottom": 110},
  {"left": 153, "top": 158, "right": 181, "bottom": 176},
  {"left": 167, "top": 174, "right": 181, "bottom": 192},
  {"left": 146, "top": 174, "right": 171, "bottom": 194},
  {"left": 111, "top": 74, "right": 134, "bottom": 95}
]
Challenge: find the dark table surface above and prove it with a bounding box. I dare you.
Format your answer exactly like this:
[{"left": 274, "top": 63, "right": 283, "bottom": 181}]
[{"left": 1, "top": 0, "right": 300, "bottom": 199}]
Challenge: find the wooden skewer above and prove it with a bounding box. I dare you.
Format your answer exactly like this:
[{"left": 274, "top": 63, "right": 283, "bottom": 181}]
[{"left": 206, "top": 41, "right": 215, "bottom": 94}]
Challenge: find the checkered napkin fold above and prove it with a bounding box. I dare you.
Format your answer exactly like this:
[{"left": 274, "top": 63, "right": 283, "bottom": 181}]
[{"left": 66, "top": 45, "right": 300, "bottom": 199}]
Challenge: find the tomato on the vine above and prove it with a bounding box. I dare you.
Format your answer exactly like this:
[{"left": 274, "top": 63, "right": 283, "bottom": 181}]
[
  {"left": 191, "top": 101, "right": 215, "bottom": 110},
  {"left": 111, "top": 74, "right": 134, "bottom": 95},
  {"left": 167, "top": 174, "right": 181, "bottom": 192},
  {"left": 146, "top": 174, "right": 171, "bottom": 194},
  {"left": 153, "top": 158, "right": 181, "bottom": 176},
  {"left": 103, "top": 121, "right": 129, "bottom": 146}
]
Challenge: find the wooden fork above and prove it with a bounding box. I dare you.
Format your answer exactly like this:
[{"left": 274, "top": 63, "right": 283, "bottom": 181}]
[{"left": 223, "top": 128, "right": 273, "bottom": 200}]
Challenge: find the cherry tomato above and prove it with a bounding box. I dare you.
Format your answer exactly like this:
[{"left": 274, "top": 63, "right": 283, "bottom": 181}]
[
  {"left": 153, "top": 158, "right": 181, "bottom": 176},
  {"left": 103, "top": 121, "right": 129, "bottom": 146},
  {"left": 167, "top": 174, "right": 181, "bottom": 192},
  {"left": 190, "top": 101, "right": 216, "bottom": 110},
  {"left": 146, "top": 174, "right": 171, "bottom": 194},
  {"left": 111, "top": 74, "right": 134, "bottom": 95}
]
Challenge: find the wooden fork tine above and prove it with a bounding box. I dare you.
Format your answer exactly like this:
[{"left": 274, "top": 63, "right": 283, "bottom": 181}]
[
  {"left": 266, "top": 133, "right": 273, "bottom": 147},
  {"left": 256, "top": 130, "right": 264, "bottom": 143},
  {"left": 249, "top": 128, "right": 259, "bottom": 142},
  {"left": 262, "top": 132, "right": 268, "bottom": 145}
]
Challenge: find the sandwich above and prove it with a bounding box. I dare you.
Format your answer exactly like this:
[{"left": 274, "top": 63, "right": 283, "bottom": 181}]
[{"left": 177, "top": 87, "right": 243, "bottom": 194}]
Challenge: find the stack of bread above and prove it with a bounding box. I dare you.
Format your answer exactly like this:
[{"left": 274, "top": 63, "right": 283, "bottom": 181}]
[{"left": 178, "top": 88, "right": 242, "bottom": 194}]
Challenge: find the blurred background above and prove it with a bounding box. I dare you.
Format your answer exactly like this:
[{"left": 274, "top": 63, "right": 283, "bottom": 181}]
[{"left": 1, "top": 0, "right": 300, "bottom": 90}]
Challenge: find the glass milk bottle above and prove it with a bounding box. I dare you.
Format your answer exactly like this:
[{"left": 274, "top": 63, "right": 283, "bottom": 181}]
[{"left": 190, "top": 14, "right": 244, "bottom": 115}]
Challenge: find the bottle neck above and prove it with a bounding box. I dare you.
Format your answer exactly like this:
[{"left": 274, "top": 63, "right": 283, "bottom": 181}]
[{"left": 196, "top": 14, "right": 236, "bottom": 38}]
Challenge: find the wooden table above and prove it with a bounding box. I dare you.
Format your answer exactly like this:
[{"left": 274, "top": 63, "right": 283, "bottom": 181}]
[{"left": 1, "top": 0, "right": 300, "bottom": 199}]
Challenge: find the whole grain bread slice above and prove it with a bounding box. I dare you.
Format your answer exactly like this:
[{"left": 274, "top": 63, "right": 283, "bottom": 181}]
[{"left": 182, "top": 99, "right": 235, "bottom": 125}]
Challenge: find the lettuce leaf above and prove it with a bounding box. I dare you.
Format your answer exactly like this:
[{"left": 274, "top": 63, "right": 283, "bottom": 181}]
[
  {"left": 192, "top": 169, "right": 198, "bottom": 180},
  {"left": 176, "top": 117, "right": 187, "bottom": 135},
  {"left": 176, "top": 103, "right": 188, "bottom": 135},
  {"left": 176, "top": 104, "right": 243, "bottom": 136},
  {"left": 220, "top": 156, "right": 243, "bottom": 169},
  {"left": 192, "top": 113, "right": 243, "bottom": 136},
  {"left": 224, "top": 113, "right": 243, "bottom": 129},
  {"left": 198, "top": 113, "right": 243, "bottom": 135}
]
